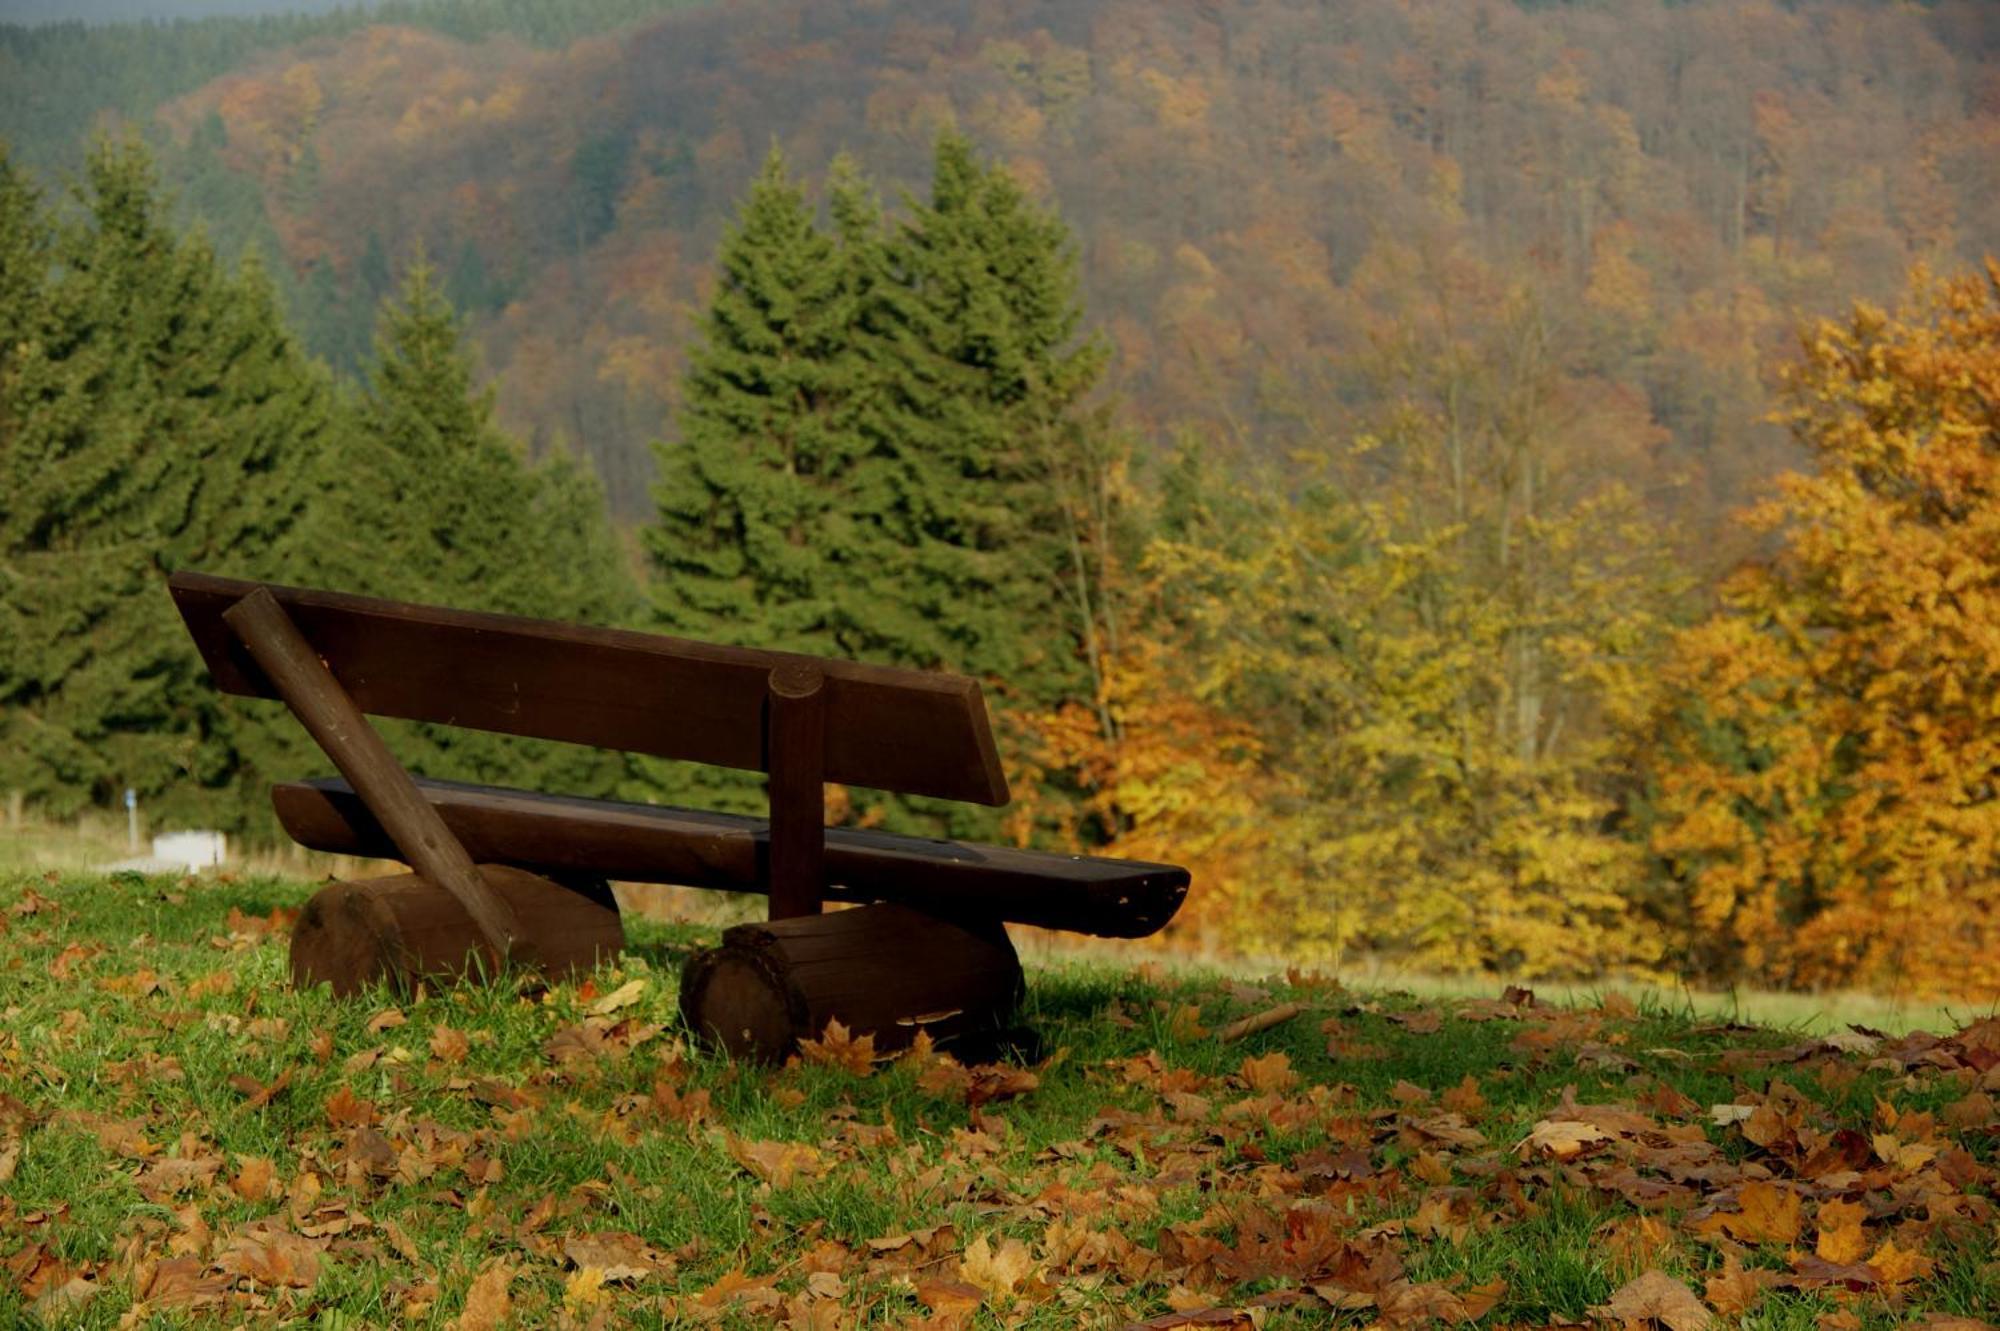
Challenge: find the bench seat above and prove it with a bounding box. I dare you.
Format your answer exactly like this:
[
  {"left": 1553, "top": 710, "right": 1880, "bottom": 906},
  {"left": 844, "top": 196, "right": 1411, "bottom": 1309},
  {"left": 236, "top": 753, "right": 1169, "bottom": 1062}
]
[{"left": 274, "top": 776, "right": 1189, "bottom": 939}]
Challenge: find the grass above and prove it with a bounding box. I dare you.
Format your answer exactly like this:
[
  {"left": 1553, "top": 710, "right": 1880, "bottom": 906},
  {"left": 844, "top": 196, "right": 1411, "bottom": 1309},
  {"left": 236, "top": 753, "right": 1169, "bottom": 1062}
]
[{"left": 2, "top": 870, "right": 1997, "bottom": 1329}]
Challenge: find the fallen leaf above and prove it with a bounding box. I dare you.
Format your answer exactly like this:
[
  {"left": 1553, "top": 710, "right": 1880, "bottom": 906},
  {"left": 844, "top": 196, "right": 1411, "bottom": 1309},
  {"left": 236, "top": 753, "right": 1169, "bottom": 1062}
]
[
  {"left": 1519, "top": 1118, "right": 1610, "bottom": 1161},
  {"left": 1591, "top": 1269, "right": 1714, "bottom": 1330},
  {"left": 1703, "top": 1251, "right": 1766, "bottom": 1317},
  {"left": 1216, "top": 1002, "right": 1302, "bottom": 1042},
  {"left": 1238, "top": 1051, "right": 1298, "bottom": 1093},
  {"left": 960, "top": 1234, "right": 1035, "bottom": 1300},
  {"left": 430, "top": 1025, "right": 471, "bottom": 1063},
  {"left": 215, "top": 1227, "right": 322, "bottom": 1289},
  {"left": 590, "top": 978, "right": 647, "bottom": 1016},
  {"left": 724, "top": 1133, "right": 826, "bottom": 1188},
  {"left": 797, "top": 1018, "right": 876, "bottom": 1077},
  {"left": 562, "top": 1231, "right": 672, "bottom": 1282},
  {"left": 1815, "top": 1199, "right": 1870, "bottom": 1265},
  {"left": 456, "top": 1263, "right": 512, "bottom": 1331}
]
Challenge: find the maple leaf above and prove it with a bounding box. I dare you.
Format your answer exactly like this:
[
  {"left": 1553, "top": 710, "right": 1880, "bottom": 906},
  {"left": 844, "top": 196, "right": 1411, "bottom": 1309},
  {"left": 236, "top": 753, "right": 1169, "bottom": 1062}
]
[
  {"left": 322, "top": 1085, "right": 376, "bottom": 1128},
  {"left": 797, "top": 1018, "right": 877, "bottom": 1076},
  {"left": 1702, "top": 1252, "right": 1766, "bottom": 1318},
  {"left": 1814, "top": 1198, "right": 1870, "bottom": 1265},
  {"left": 229, "top": 1156, "right": 281, "bottom": 1202},
  {"left": 564, "top": 1265, "right": 607, "bottom": 1312},
  {"left": 917, "top": 1277, "right": 985, "bottom": 1329},
  {"left": 1238, "top": 1051, "right": 1298, "bottom": 1093},
  {"left": 1518, "top": 1118, "right": 1610, "bottom": 1161},
  {"left": 1700, "top": 1181, "right": 1804, "bottom": 1246},
  {"left": 562, "top": 1231, "right": 672, "bottom": 1283},
  {"left": 366, "top": 1006, "right": 406, "bottom": 1033},
  {"left": 723, "top": 1132, "right": 826, "bottom": 1188},
  {"left": 430, "top": 1024, "right": 471, "bottom": 1063},
  {"left": 456, "top": 1264, "right": 512, "bottom": 1331},
  {"left": 1591, "top": 1269, "right": 1714, "bottom": 1330},
  {"left": 215, "top": 1226, "right": 322, "bottom": 1289},
  {"left": 959, "top": 1234, "right": 1035, "bottom": 1301},
  {"left": 964, "top": 1063, "right": 1040, "bottom": 1108},
  {"left": 1865, "top": 1237, "right": 1934, "bottom": 1286}
]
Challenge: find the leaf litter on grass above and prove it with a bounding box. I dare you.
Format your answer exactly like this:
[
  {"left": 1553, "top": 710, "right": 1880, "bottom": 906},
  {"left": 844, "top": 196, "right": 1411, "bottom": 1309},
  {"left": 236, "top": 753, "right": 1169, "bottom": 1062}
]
[{"left": 2, "top": 875, "right": 1999, "bottom": 1328}]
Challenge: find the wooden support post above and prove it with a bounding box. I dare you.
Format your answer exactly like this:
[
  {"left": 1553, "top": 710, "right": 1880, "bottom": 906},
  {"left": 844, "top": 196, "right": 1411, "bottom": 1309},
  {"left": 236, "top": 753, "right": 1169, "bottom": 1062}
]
[
  {"left": 765, "top": 662, "right": 826, "bottom": 920},
  {"left": 222, "top": 587, "right": 528, "bottom": 962}
]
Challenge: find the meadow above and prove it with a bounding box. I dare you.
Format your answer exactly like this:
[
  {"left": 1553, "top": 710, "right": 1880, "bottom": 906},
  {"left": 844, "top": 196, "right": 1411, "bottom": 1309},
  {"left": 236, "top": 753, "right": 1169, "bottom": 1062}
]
[{"left": 2, "top": 867, "right": 1995, "bottom": 1329}]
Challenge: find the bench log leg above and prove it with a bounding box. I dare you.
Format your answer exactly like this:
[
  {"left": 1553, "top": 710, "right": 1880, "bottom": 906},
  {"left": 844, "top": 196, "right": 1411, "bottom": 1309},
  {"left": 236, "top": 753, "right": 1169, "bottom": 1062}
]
[
  {"left": 679, "top": 903, "right": 1023, "bottom": 1064},
  {"left": 292, "top": 866, "right": 621, "bottom": 998}
]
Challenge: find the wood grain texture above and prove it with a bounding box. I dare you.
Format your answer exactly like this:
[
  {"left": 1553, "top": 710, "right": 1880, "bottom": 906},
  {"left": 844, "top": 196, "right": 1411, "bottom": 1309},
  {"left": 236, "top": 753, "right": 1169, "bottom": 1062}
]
[
  {"left": 290, "top": 866, "right": 621, "bottom": 997},
  {"left": 678, "top": 903, "right": 1023, "bottom": 1062},
  {"left": 172, "top": 570, "right": 1006, "bottom": 805},
  {"left": 274, "top": 776, "right": 1192, "bottom": 938},
  {"left": 223, "top": 588, "right": 527, "bottom": 960}
]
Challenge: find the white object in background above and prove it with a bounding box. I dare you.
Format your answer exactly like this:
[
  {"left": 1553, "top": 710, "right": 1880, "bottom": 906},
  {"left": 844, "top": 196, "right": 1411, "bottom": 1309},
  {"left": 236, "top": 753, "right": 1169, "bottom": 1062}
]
[{"left": 150, "top": 830, "right": 227, "bottom": 872}]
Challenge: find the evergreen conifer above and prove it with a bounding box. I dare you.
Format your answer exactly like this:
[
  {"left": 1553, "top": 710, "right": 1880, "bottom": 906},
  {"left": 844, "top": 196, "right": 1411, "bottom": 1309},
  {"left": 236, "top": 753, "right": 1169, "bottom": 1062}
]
[{"left": 0, "top": 136, "right": 338, "bottom": 826}]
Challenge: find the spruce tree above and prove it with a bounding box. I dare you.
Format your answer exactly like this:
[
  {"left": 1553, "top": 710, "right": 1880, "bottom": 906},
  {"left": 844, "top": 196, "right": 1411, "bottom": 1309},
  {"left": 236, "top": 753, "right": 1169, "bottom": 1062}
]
[
  {"left": 312, "top": 259, "right": 637, "bottom": 798},
  {"left": 0, "top": 136, "right": 338, "bottom": 827},
  {"left": 644, "top": 148, "right": 874, "bottom": 808},
  {"left": 875, "top": 128, "right": 1109, "bottom": 710}
]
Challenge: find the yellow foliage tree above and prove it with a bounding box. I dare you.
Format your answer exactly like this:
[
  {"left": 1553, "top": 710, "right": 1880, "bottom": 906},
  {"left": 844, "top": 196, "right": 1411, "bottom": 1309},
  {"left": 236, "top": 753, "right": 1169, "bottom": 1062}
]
[
  {"left": 1141, "top": 468, "right": 1669, "bottom": 975},
  {"left": 1645, "top": 262, "right": 2000, "bottom": 1000}
]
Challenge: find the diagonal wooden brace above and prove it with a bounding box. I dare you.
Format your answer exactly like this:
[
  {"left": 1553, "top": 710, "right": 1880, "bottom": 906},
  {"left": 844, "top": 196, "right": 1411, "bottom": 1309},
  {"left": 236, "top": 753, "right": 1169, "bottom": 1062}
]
[
  {"left": 765, "top": 661, "right": 826, "bottom": 920},
  {"left": 222, "top": 587, "right": 527, "bottom": 962}
]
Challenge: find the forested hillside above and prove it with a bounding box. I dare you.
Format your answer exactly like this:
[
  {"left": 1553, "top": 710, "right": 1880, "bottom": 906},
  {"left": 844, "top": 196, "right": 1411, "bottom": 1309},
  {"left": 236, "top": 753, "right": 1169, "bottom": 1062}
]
[
  {"left": 16, "top": 0, "right": 1985, "bottom": 535},
  {"left": 6, "top": 0, "right": 2000, "bottom": 999}
]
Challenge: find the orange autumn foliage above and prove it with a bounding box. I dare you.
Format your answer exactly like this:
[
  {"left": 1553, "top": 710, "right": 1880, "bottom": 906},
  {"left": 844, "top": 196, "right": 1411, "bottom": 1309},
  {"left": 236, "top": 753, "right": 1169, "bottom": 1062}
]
[
  {"left": 1645, "top": 261, "right": 2000, "bottom": 1000},
  {"left": 1011, "top": 636, "right": 1283, "bottom": 953}
]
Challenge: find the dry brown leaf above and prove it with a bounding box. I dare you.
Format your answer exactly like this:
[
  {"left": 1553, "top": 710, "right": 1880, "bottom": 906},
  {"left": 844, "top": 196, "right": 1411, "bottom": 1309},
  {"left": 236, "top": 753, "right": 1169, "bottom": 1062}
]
[
  {"left": 1814, "top": 1198, "right": 1870, "bottom": 1265},
  {"left": 1519, "top": 1118, "right": 1610, "bottom": 1160},
  {"left": 916, "top": 1278, "right": 984, "bottom": 1316},
  {"left": 366, "top": 1007, "right": 406, "bottom": 1033},
  {"left": 1591, "top": 1269, "right": 1714, "bottom": 1330},
  {"left": 1238, "top": 1051, "right": 1298, "bottom": 1093},
  {"left": 798, "top": 1018, "right": 877, "bottom": 1077},
  {"left": 562, "top": 1231, "right": 672, "bottom": 1283},
  {"left": 1866, "top": 1237, "right": 1934, "bottom": 1286},
  {"left": 323, "top": 1085, "right": 376, "bottom": 1129},
  {"left": 589, "top": 978, "right": 647, "bottom": 1016},
  {"left": 456, "top": 1263, "right": 512, "bottom": 1331},
  {"left": 1703, "top": 1252, "right": 1765, "bottom": 1317},
  {"left": 430, "top": 1025, "right": 470, "bottom": 1063},
  {"left": 724, "top": 1132, "right": 826, "bottom": 1188},
  {"left": 215, "top": 1227, "right": 322, "bottom": 1289},
  {"left": 959, "top": 1234, "right": 1035, "bottom": 1300},
  {"left": 229, "top": 1155, "right": 280, "bottom": 1203},
  {"left": 1216, "top": 1002, "right": 1302, "bottom": 1042}
]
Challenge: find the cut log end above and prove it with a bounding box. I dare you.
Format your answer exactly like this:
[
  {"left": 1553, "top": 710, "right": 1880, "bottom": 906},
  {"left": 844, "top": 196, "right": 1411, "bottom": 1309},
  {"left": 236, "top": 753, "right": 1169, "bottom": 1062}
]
[
  {"left": 290, "top": 865, "right": 622, "bottom": 997},
  {"left": 679, "top": 902, "right": 1023, "bottom": 1064}
]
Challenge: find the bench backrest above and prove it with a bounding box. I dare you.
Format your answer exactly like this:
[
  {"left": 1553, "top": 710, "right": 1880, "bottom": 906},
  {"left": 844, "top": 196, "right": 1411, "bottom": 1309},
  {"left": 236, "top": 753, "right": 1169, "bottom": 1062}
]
[{"left": 169, "top": 572, "right": 1008, "bottom": 807}]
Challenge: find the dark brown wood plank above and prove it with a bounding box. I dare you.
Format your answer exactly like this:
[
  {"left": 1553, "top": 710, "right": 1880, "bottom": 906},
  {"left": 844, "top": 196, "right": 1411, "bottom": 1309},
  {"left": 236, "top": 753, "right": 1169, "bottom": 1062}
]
[
  {"left": 764, "top": 663, "right": 826, "bottom": 920},
  {"left": 170, "top": 571, "right": 1006, "bottom": 806},
  {"left": 274, "top": 778, "right": 1191, "bottom": 939},
  {"left": 223, "top": 588, "right": 527, "bottom": 961}
]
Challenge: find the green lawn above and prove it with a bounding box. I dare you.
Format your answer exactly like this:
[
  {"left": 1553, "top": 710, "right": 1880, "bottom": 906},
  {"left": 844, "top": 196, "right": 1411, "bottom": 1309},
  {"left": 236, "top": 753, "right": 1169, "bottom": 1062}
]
[{"left": 2, "top": 871, "right": 1995, "bottom": 1329}]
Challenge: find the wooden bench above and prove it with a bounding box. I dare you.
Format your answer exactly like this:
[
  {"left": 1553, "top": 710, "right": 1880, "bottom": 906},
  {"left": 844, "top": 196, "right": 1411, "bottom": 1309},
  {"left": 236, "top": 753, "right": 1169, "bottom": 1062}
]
[{"left": 169, "top": 571, "right": 1189, "bottom": 1059}]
